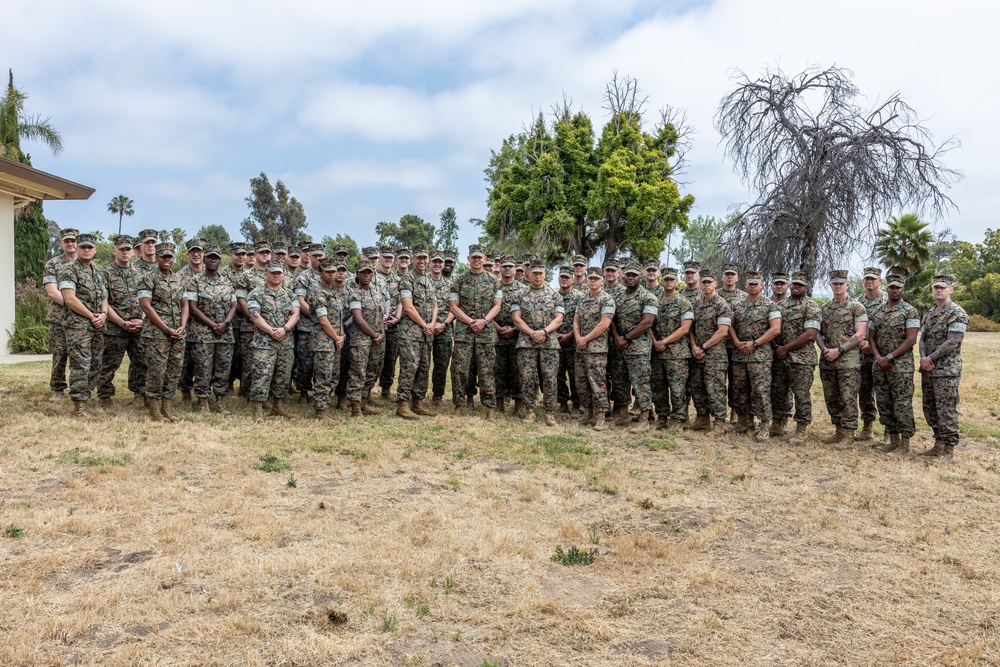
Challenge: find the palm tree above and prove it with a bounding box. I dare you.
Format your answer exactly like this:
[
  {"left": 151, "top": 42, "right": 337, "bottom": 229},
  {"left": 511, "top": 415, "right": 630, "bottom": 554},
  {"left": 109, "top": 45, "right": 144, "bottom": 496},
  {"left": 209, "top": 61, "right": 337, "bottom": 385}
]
[
  {"left": 0, "top": 70, "right": 63, "bottom": 164},
  {"left": 875, "top": 214, "right": 934, "bottom": 276},
  {"left": 107, "top": 195, "right": 135, "bottom": 236}
]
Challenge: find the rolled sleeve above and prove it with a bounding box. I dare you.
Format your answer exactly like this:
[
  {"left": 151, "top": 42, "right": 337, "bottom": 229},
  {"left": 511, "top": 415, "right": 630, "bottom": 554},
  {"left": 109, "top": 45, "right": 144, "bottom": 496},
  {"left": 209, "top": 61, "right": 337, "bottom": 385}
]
[
  {"left": 494, "top": 290, "right": 503, "bottom": 300},
  {"left": 509, "top": 303, "right": 520, "bottom": 312},
  {"left": 399, "top": 289, "right": 413, "bottom": 299},
  {"left": 137, "top": 290, "right": 153, "bottom": 300},
  {"left": 294, "top": 288, "right": 308, "bottom": 297},
  {"left": 449, "top": 292, "right": 459, "bottom": 302},
  {"left": 42, "top": 274, "right": 57, "bottom": 285},
  {"left": 555, "top": 306, "right": 565, "bottom": 314},
  {"left": 350, "top": 300, "right": 362, "bottom": 310},
  {"left": 315, "top": 306, "right": 328, "bottom": 318},
  {"left": 247, "top": 299, "right": 261, "bottom": 311},
  {"left": 183, "top": 291, "right": 198, "bottom": 302},
  {"left": 642, "top": 305, "right": 658, "bottom": 315},
  {"left": 600, "top": 306, "right": 616, "bottom": 316},
  {"left": 235, "top": 289, "right": 248, "bottom": 299},
  {"left": 804, "top": 319, "right": 821, "bottom": 330},
  {"left": 768, "top": 310, "right": 782, "bottom": 320},
  {"left": 948, "top": 322, "right": 967, "bottom": 333},
  {"left": 905, "top": 318, "right": 921, "bottom": 329},
  {"left": 58, "top": 280, "right": 76, "bottom": 291},
  {"left": 717, "top": 317, "right": 732, "bottom": 326},
  {"left": 681, "top": 311, "right": 694, "bottom": 321},
  {"left": 854, "top": 314, "right": 869, "bottom": 323}
]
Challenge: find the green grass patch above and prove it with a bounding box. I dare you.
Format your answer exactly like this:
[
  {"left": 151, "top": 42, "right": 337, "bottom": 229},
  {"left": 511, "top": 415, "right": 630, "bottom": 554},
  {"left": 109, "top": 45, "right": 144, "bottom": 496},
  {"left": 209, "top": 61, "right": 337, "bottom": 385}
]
[
  {"left": 258, "top": 454, "right": 292, "bottom": 472},
  {"left": 551, "top": 544, "right": 598, "bottom": 566},
  {"left": 56, "top": 447, "right": 132, "bottom": 468},
  {"left": 630, "top": 436, "right": 679, "bottom": 451},
  {"left": 4, "top": 524, "right": 26, "bottom": 538}
]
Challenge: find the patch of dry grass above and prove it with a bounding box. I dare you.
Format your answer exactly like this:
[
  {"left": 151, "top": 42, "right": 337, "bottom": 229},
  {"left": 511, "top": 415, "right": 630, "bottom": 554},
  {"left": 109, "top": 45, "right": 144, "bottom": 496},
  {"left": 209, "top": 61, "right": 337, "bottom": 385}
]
[{"left": 1, "top": 334, "right": 999, "bottom": 665}]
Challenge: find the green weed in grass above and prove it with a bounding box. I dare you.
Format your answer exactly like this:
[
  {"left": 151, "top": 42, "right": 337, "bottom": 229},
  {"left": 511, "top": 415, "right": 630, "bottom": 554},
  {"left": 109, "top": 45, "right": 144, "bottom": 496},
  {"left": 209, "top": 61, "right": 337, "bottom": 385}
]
[
  {"left": 57, "top": 447, "right": 132, "bottom": 468},
  {"left": 258, "top": 454, "right": 291, "bottom": 473},
  {"left": 5, "top": 524, "right": 25, "bottom": 538},
  {"left": 551, "top": 544, "right": 598, "bottom": 566}
]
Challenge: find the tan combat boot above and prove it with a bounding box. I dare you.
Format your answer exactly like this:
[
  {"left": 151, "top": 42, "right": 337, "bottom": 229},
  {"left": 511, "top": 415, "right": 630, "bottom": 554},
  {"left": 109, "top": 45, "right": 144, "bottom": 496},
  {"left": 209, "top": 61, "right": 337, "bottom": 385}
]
[
  {"left": 708, "top": 418, "right": 727, "bottom": 437},
  {"left": 822, "top": 425, "right": 848, "bottom": 444},
  {"left": 754, "top": 420, "right": 771, "bottom": 442},
  {"left": 197, "top": 398, "right": 211, "bottom": 414},
  {"left": 919, "top": 438, "right": 944, "bottom": 457},
  {"left": 666, "top": 418, "right": 686, "bottom": 431},
  {"left": 180, "top": 390, "right": 192, "bottom": 407},
  {"left": 544, "top": 411, "right": 557, "bottom": 427},
  {"left": 336, "top": 394, "right": 346, "bottom": 410},
  {"left": 411, "top": 399, "right": 437, "bottom": 417},
  {"left": 728, "top": 413, "right": 751, "bottom": 434},
  {"left": 630, "top": 410, "right": 650, "bottom": 434},
  {"left": 593, "top": 412, "right": 607, "bottom": 431},
  {"left": 613, "top": 406, "right": 631, "bottom": 427},
  {"left": 791, "top": 422, "right": 809, "bottom": 443},
  {"left": 580, "top": 406, "right": 595, "bottom": 426},
  {"left": 689, "top": 414, "right": 711, "bottom": 431},
  {"left": 937, "top": 443, "right": 955, "bottom": 461},
  {"left": 770, "top": 417, "right": 786, "bottom": 437},
  {"left": 877, "top": 433, "right": 901, "bottom": 453},
  {"left": 147, "top": 398, "right": 166, "bottom": 422},
  {"left": 484, "top": 407, "right": 496, "bottom": 421},
  {"left": 854, "top": 420, "right": 874, "bottom": 442},
  {"left": 271, "top": 399, "right": 293, "bottom": 418},
  {"left": 890, "top": 435, "right": 910, "bottom": 455},
  {"left": 72, "top": 400, "right": 94, "bottom": 419},
  {"left": 361, "top": 398, "right": 382, "bottom": 416},
  {"left": 521, "top": 407, "right": 535, "bottom": 423},
  {"left": 251, "top": 401, "right": 265, "bottom": 423},
  {"left": 161, "top": 398, "right": 180, "bottom": 423},
  {"left": 132, "top": 392, "right": 145, "bottom": 407},
  {"left": 214, "top": 396, "right": 231, "bottom": 416},
  {"left": 513, "top": 399, "right": 523, "bottom": 416},
  {"left": 397, "top": 401, "right": 419, "bottom": 420},
  {"left": 49, "top": 389, "right": 65, "bottom": 403},
  {"left": 349, "top": 400, "right": 362, "bottom": 418},
  {"left": 466, "top": 396, "right": 475, "bottom": 410}
]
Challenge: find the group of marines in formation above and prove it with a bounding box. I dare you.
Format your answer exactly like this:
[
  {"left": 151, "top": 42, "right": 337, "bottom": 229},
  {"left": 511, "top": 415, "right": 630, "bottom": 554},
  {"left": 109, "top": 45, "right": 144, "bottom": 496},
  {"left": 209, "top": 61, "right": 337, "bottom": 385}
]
[{"left": 43, "top": 228, "right": 969, "bottom": 460}]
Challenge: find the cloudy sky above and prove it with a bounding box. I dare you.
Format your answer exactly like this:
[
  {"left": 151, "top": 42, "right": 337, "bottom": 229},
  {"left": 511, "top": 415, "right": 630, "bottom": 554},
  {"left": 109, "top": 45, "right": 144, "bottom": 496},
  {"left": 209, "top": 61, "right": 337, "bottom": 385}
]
[{"left": 7, "top": 0, "right": 995, "bottom": 267}]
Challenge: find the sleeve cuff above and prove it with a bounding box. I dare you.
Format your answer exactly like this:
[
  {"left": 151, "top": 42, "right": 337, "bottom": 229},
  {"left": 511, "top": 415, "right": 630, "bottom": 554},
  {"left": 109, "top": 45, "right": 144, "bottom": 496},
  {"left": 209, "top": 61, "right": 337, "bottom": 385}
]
[
  {"left": 294, "top": 288, "right": 308, "bottom": 297},
  {"left": 948, "top": 322, "right": 967, "bottom": 333},
  {"left": 804, "top": 319, "right": 820, "bottom": 330},
  {"left": 183, "top": 292, "right": 198, "bottom": 302},
  {"left": 905, "top": 318, "right": 921, "bottom": 329},
  {"left": 682, "top": 312, "right": 694, "bottom": 320},
  {"left": 315, "top": 307, "right": 328, "bottom": 317},
  {"left": 642, "top": 306, "right": 658, "bottom": 315},
  {"left": 494, "top": 290, "right": 503, "bottom": 299},
  {"left": 768, "top": 311, "right": 782, "bottom": 320},
  {"left": 137, "top": 290, "right": 152, "bottom": 299},
  {"left": 42, "top": 275, "right": 57, "bottom": 285},
  {"left": 400, "top": 289, "right": 413, "bottom": 299},
  {"left": 350, "top": 301, "right": 362, "bottom": 310},
  {"left": 555, "top": 306, "right": 565, "bottom": 314},
  {"left": 601, "top": 306, "right": 616, "bottom": 316},
  {"left": 58, "top": 280, "right": 76, "bottom": 291},
  {"left": 235, "top": 289, "right": 248, "bottom": 299},
  {"left": 509, "top": 304, "right": 520, "bottom": 311},
  {"left": 717, "top": 317, "right": 732, "bottom": 326},
  {"left": 449, "top": 292, "right": 459, "bottom": 302},
  {"left": 247, "top": 300, "right": 260, "bottom": 310},
  {"left": 855, "top": 315, "right": 869, "bottom": 323}
]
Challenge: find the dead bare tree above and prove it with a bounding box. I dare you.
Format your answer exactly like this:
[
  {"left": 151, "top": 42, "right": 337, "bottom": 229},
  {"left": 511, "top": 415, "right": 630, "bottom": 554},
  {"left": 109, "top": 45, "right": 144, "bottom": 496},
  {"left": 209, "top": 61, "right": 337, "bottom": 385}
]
[{"left": 714, "top": 65, "right": 961, "bottom": 279}]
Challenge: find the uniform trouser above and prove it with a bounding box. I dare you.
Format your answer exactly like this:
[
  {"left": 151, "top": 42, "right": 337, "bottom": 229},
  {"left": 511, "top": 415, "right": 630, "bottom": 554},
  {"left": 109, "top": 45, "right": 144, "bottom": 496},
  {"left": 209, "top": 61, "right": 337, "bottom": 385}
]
[
  {"left": 727, "top": 347, "right": 738, "bottom": 412},
  {"left": 691, "top": 361, "right": 728, "bottom": 420},
  {"left": 557, "top": 345, "right": 579, "bottom": 406},
  {"left": 48, "top": 322, "right": 69, "bottom": 392},
  {"left": 239, "top": 325, "right": 256, "bottom": 397},
  {"left": 607, "top": 346, "right": 626, "bottom": 407},
  {"left": 466, "top": 354, "right": 479, "bottom": 398},
  {"left": 685, "top": 358, "right": 699, "bottom": 420},
  {"left": 874, "top": 367, "right": 915, "bottom": 437},
  {"left": 610, "top": 353, "right": 653, "bottom": 412},
  {"left": 336, "top": 331, "right": 352, "bottom": 399},
  {"left": 732, "top": 359, "right": 773, "bottom": 421},
  {"left": 144, "top": 336, "right": 185, "bottom": 400},
  {"left": 379, "top": 329, "right": 399, "bottom": 390},
  {"left": 229, "top": 322, "right": 244, "bottom": 388},
  {"left": 312, "top": 344, "right": 342, "bottom": 411},
  {"left": 651, "top": 356, "right": 689, "bottom": 421},
  {"left": 921, "top": 373, "right": 961, "bottom": 446},
  {"left": 431, "top": 335, "right": 453, "bottom": 400},
  {"left": 250, "top": 346, "right": 294, "bottom": 402},
  {"left": 347, "top": 335, "right": 385, "bottom": 401},
  {"left": 494, "top": 344, "right": 521, "bottom": 402},
  {"left": 518, "top": 347, "right": 559, "bottom": 411},
  {"left": 97, "top": 332, "right": 145, "bottom": 398},
  {"left": 190, "top": 341, "right": 234, "bottom": 398},
  {"left": 294, "top": 328, "right": 314, "bottom": 393},
  {"left": 771, "top": 362, "right": 816, "bottom": 424},
  {"left": 178, "top": 342, "right": 195, "bottom": 394},
  {"left": 452, "top": 339, "right": 497, "bottom": 408},
  {"left": 859, "top": 358, "right": 878, "bottom": 423},
  {"left": 66, "top": 327, "right": 104, "bottom": 402},
  {"left": 397, "top": 337, "right": 433, "bottom": 403},
  {"left": 575, "top": 352, "right": 609, "bottom": 413},
  {"left": 820, "top": 366, "right": 861, "bottom": 429}
]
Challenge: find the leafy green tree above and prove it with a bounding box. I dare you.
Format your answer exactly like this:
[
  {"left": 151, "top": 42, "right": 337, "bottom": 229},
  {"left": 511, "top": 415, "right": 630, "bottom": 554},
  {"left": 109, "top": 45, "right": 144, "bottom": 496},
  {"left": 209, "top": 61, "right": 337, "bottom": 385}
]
[
  {"left": 670, "top": 215, "right": 727, "bottom": 272},
  {"left": 321, "top": 233, "right": 360, "bottom": 272},
  {"left": 947, "top": 229, "right": 1000, "bottom": 321},
  {"left": 13, "top": 202, "right": 47, "bottom": 283},
  {"left": 240, "top": 172, "right": 308, "bottom": 243},
  {"left": 436, "top": 207, "right": 460, "bottom": 254},
  {"left": 107, "top": 195, "right": 134, "bottom": 237},
  {"left": 375, "top": 214, "right": 436, "bottom": 248},
  {"left": 875, "top": 214, "right": 934, "bottom": 275},
  {"left": 196, "top": 224, "right": 232, "bottom": 249}
]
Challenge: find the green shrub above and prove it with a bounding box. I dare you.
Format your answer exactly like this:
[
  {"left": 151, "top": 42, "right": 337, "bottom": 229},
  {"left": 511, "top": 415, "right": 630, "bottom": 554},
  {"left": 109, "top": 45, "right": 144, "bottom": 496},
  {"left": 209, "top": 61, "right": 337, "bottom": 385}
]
[
  {"left": 9, "top": 279, "right": 51, "bottom": 353},
  {"left": 968, "top": 313, "right": 1000, "bottom": 332}
]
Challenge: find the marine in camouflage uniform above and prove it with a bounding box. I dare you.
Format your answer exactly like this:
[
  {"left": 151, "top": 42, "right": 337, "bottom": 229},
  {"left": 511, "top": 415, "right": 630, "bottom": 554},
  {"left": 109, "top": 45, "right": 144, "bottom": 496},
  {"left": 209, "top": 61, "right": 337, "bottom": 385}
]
[
  {"left": 856, "top": 267, "right": 889, "bottom": 440},
  {"left": 309, "top": 257, "right": 349, "bottom": 418},
  {"left": 571, "top": 255, "right": 588, "bottom": 293},
  {"left": 235, "top": 241, "right": 271, "bottom": 398},
  {"left": 378, "top": 246, "right": 404, "bottom": 399},
  {"left": 555, "top": 266, "right": 581, "bottom": 413},
  {"left": 292, "top": 243, "right": 327, "bottom": 401},
  {"left": 57, "top": 233, "right": 108, "bottom": 416},
  {"left": 609, "top": 260, "right": 658, "bottom": 431},
  {"left": 689, "top": 270, "right": 733, "bottom": 432},
  {"left": 817, "top": 270, "right": 869, "bottom": 443},
  {"left": 395, "top": 245, "right": 439, "bottom": 418},
  {"left": 97, "top": 235, "right": 147, "bottom": 405},
  {"left": 719, "top": 263, "right": 747, "bottom": 422},
  {"left": 176, "top": 238, "right": 208, "bottom": 404},
  {"left": 184, "top": 245, "right": 237, "bottom": 412},
  {"left": 429, "top": 249, "right": 455, "bottom": 404},
  {"left": 680, "top": 260, "right": 702, "bottom": 420},
  {"left": 769, "top": 272, "right": 793, "bottom": 425},
  {"left": 511, "top": 259, "right": 565, "bottom": 424},
  {"left": 868, "top": 269, "right": 920, "bottom": 453},
  {"left": 650, "top": 267, "right": 693, "bottom": 427},
  {"left": 247, "top": 260, "right": 300, "bottom": 420},
  {"left": 918, "top": 275, "right": 969, "bottom": 459},
  {"left": 450, "top": 244, "right": 503, "bottom": 416},
  {"left": 222, "top": 242, "right": 249, "bottom": 392},
  {"left": 331, "top": 244, "right": 356, "bottom": 406},
  {"left": 602, "top": 257, "right": 625, "bottom": 411},
  {"left": 493, "top": 255, "right": 524, "bottom": 411},
  {"left": 573, "top": 267, "right": 616, "bottom": 430},
  {"left": 346, "top": 260, "right": 387, "bottom": 414},
  {"left": 42, "top": 228, "right": 79, "bottom": 398},
  {"left": 728, "top": 271, "right": 782, "bottom": 439},
  {"left": 138, "top": 242, "right": 189, "bottom": 422},
  {"left": 770, "top": 272, "right": 822, "bottom": 437},
  {"left": 644, "top": 260, "right": 664, "bottom": 299},
  {"left": 133, "top": 228, "right": 161, "bottom": 275}
]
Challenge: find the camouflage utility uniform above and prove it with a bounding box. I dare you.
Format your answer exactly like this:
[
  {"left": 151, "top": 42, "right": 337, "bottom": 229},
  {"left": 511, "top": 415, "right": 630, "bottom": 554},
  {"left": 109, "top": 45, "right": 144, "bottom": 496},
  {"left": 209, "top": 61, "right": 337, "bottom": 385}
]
[
  {"left": 235, "top": 267, "right": 267, "bottom": 396},
  {"left": 556, "top": 287, "right": 580, "bottom": 409},
  {"left": 58, "top": 259, "right": 107, "bottom": 402},
  {"left": 347, "top": 282, "right": 387, "bottom": 401},
  {"left": 771, "top": 296, "right": 822, "bottom": 425},
  {"left": 512, "top": 285, "right": 564, "bottom": 413},
  {"left": 730, "top": 295, "right": 781, "bottom": 423},
  {"left": 574, "top": 289, "right": 616, "bottom": 414},
  {"left": 430, "top": 275, "right": 453, "bottom": 402},
  {"left": 920, "top": 301, "right": 969, "bottom": 449},
  {"left": 870, "top": 299, "right": 920, "bottom": 438},
  {"left": 293, "top": 268, "right": 324, "bottom": 395},
  {"left": 378, "top": 270, "right": 402, "bottom": 395},
  {"left": 43, "top": 254, "right": 73, "bottom": 392},
  {"left": 494, "top": 279, "right": 524, "bottom": 406},
  {"left": 690, "top": 293, "right": 732, "bottom": 421},
  {"left": 396, "top": 269, "right": 438, "bottom": 404},
  {"left": 720, "top": 287, "right": 747, "bottom": 417},
  {"left": 311, "top": 282, "right": 349, "bottom": 412},
  {"left": 651, "top": 292, "right": 693, "bottom": 422},
  {"left": 859, "top": 291, "right": 888, "bottom": 425},
  {"left": 247, "top": 284, "right": 298, "bottom": 403},
  {"left": 611, "top": 286, "right": 658, "bottom": 412},
  {"left": 185, "top": 273, "right": 236, "bottom": 399},
  {"left": 138, "top": 269, "right": 187, "bottom": 400},
  {"left": 450, "top": 270, "right": 502, "bottom": 409},
  {"left": 97, "top": 262, "right": 146, "bottom": 399},
  {"left": 819, "top": 297, "right": 868, "bottom": 430}
]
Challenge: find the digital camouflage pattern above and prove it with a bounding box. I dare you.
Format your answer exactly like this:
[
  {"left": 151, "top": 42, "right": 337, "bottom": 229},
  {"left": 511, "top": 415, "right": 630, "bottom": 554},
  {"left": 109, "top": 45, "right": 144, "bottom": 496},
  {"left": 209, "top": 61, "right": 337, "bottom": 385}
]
[
  {"left": 730, "top": 295, "right": 781, "bottom": 421},
  {"left": 819, "top": 297, "right": 867, "bottom": 429},
  {"left": 610, "top": 286, "right": 658, "bottom": 411},
  {"left": 450, "top": 270, "right": 502, "bottom": 408},
  {"left": 97, "top": 262, "right": 146, "bottom": 399},
  {"left": 235, "top": 267, "right": 268, "bottom": 394},
  {"left": 920, "top": 301, "right": 969, "bottom": 377},
  {"left": 57, "top": 260, "right": 108, "bottom": 402},
  {"left": 346, "top": 283, "right": 386, "bottom": 401},
  {"left": 557, "top": 288, "right": 580, "bottom": 407},
  {"left": 770, "top": 294, "right": 821, "bottom": 424},
  {"left": 574, "top": 290, "right": 616, "bottom": 354},
  {"left": 651, "top": 292, "right": 694, "bottom": 421},
  {"left": 294, "top": 268, "right": 325, "bottom": 394},
  {"left": 690, "top": 293, "right": 732, "bottom": 420},
  {"left": 858, "top": 291, "right": 889, "bottom": 424},
  {"left": 378, "top": 269, "right": 402, "bottom": 392},
  {"left": 920, "top": 300, "right": 969, "bottom": 446},
  {"left": 185, "top": 273, "right": 236, "bottom": 398},
  {"left": 396, "top": 269, "right": 438, "bottom": 403},
  {"left": 430, "top": 275, "right": 453, "bottom": 400},
  {"left": 870, "top": 299, "right": 920, "bottom": 436},
  {"left": 511, "top": 285, "right": 564, "bottom": 411},
  {"left": 493, "top": 279, "right": 525, "bottom": 405},
  {"left": 574, "top": 288, "right": 614, "bottom": 413},
  {"left": 138, "top": 269, "right": 187, "bottom": 401},
  {"left": 247, "top": 284, "right": 299, "bottom": 402},
  {"left": 311, "top": 283, "right": 349, "bottom": 411}
]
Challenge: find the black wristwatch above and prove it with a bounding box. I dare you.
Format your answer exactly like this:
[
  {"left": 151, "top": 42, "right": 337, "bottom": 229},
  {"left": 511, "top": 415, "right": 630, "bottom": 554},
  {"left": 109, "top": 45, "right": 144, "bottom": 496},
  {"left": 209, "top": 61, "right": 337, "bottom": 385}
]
[
  {"left": 752, "top": 340, "right": 759, "bottom": 349},
  {"left": 837, "top": 345, "right": 845, "bottom": 354}
]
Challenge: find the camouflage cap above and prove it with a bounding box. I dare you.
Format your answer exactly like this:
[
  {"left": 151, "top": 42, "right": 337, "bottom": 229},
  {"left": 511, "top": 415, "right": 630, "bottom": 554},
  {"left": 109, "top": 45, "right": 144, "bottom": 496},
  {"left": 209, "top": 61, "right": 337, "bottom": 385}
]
[
  {"left": 622, "top": 260, "right": 643, "bottom": 275},
  {"left": 333, "top": 257, "right": 348, "bottom": 270},
  {"left": 483, "top": 256, "right": 495, "bottom": 266},
  {"left": 443, "top": 251, "right": 456, "bottom": 262},
  {"left": 644, "top": 259, "right": 660, "bottom": 271},
  {"left": 932, "top": 274, "right": 955, "bottom": 288},
  {"left": 682, "top": 260, "right": 700, "bottom": 272},
  {"left": 356, "top": 259, "right": 375, "bottom": 273},
  {"left": 113, "top": 235, "right": 135, "bottom": 249},
  {"left": 529, "top": 259, "right": 546, "bottom": 273},
  {"left": 863, "top": 266, "right": 882, "bottom": 279},
  {"left": 602, "top": 256, "right": 621, "bottom": 270},
  {"left": 271, "top": 240, "right": 289, "bottom": 254},
  {"left": 309, "top": 243, "right": 325, "bottom": 256},
  {"left": 287, "top": 245, "right": 301, "bottom": 257},
  {"left": 744, "top": 271, "right": 763, "bottom": 285},
  {"left": 661, "top": 267, "right": 679, "bottom": 279},
  {"left": 499, "top": 255, "right": 516, "bottom": 267},
  {"left": 790, "top": 271, "right": 811, "bottom": 286},
  {"left": 137, "top": 229, "right": 158, "bottom": 243},
  {"left": 186, "top": 238, "right": 206, "bottom": 252},
  {"left": 722, "top": 262, "right": 739, "bottom": 275},
  {"left": 317, "top": 257, "right": 336, "bottom": 271},
  {"left": 586, "top": 266, "right": 603, "bottom": 277},
  {"left": 362, "top": 246, "right": 378, "bottom": 258},
  {"left": 522, "top": 253, "right": 537, "bottom": 265},
  {"left": 254, "top": 240, "right": 271, "bottom": 252},
  {"left": 558, "top": 265, "right": 573, "bottom": 278},
  {"left": 468, "top": 244, "right": 487, "bottom": 258},
  {"left": 829, "top": 269, "right": 849, "bottom": 284},
  {"left": 265, "top": 259, "right": 284, "bottom": 273},
  {"left": 572, "top": 254, "right": 587, "bottom": 266},
  {"left": 412, "top": 244, "right": 430, "bottom": 258},
  {"left": 430, "top": 248, "right": 444, "bottom": 261},
  {"left": 699, "top": 269, "right": 717, "bottom": 282},
  {"left": 229, "top": 242, "right": 246, "bottom": 254},
  {"left": 299, "top": 241, "right": 313, "bottom": 252},
  {"left": 76, "top": 233, "right": 97, "bottom": 248},
  {"left": 204, "top": 244, "right": 223, "bottom": 258},
  {"left": 332, "top": 243, "right": 349, "bottom": 255},
  {"left": 60, "top": 228, "right": 80, "bottom": 241},
  {"left": 155, "top": 242, "right": 176, "bottom": 257},
  {"left": 396, "top": 247, "right": 412, "bottom": 259},
  {"left": 378, "top": 244, "right": 396, "bottom": 257},
  {"left": 771, "top": 272, "right": 789, "bottom": 283},
  {"left": 885, "top": 267, "right": 906, "bottom": 287}
]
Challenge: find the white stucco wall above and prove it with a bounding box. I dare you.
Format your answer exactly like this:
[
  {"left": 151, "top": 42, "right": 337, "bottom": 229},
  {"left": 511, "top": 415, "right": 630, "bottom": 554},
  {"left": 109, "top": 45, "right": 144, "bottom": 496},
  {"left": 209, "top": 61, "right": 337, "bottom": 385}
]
[{"left": 1, "top": 194, "right": 14, "bottom": 354}]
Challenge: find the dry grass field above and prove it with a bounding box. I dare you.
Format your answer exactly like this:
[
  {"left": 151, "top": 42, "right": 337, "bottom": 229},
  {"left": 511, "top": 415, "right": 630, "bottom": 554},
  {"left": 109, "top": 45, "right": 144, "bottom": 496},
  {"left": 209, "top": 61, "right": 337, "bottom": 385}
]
[{"left": 2, "top": 334, "right": 999, "bottom": 666}]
